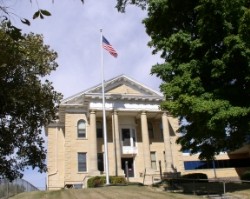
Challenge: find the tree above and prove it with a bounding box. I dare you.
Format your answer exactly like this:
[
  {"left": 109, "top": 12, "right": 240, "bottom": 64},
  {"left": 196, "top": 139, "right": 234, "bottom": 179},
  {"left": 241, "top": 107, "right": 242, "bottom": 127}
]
[
  {"left": 0, "top": 0, "right": 84, "bottom": 26},
  {"left": 0, "top": 1, "right": 53, "bottom": 25},
  {"left": 117, "top": 0, "right": 250, "bottom": 160},
  {"left": 0, "top": 23, "right": 62, "bottom": 180},
  {"left": 0, "top": 0, "right": 84, "bottom": 41}
]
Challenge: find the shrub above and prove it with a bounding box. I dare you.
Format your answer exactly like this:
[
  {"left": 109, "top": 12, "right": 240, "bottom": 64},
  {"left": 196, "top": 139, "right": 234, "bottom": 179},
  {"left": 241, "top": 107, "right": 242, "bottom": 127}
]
[
  {"left": 240, "top": 171, "right": 250, "bottom": 181},
  {"left": 87, "top": 176, "right": 127, "bottom": 188},
  {"left": 110, "top": 176, "right": 126, "bottom": 184},
  {"left": 182, "top": 173, "right": 208, "bottom": 180},
  {"left": 180, "top": 173, "right": 208, "bottom": 183},
  {"left": 87, "top": 176, "right": 106, "bottom": 188}
]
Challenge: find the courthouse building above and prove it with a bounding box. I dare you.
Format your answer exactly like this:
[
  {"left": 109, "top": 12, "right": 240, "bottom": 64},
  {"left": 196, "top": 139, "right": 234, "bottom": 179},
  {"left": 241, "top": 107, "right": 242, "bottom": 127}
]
[{"left": 46, "top": 75, "right": 250, "bottom": 189}]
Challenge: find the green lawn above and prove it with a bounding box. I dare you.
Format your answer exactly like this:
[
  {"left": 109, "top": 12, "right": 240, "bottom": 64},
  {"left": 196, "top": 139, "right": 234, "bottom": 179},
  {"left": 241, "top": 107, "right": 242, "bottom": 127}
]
[
  {"left": 10, "top": 186, "right": 203, "bottom": 199},
  {"left": 10, "top": 185, "right": 250, "bottom": 199}
]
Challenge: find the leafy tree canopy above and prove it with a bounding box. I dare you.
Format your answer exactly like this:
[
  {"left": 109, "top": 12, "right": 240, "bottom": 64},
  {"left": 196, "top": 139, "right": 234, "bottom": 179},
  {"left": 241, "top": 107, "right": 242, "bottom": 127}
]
[
  {"left": 0, "top": 23, "right": 62, "bottom": 180},
  {"left": 0, "top": 0, "right": 83, "bottom": 37},
  {"left": 117, "top": 0, "right": 250, "bottom": 160},
  {"left": 0, "top": 0, "right": 84, "bottom": 24}
]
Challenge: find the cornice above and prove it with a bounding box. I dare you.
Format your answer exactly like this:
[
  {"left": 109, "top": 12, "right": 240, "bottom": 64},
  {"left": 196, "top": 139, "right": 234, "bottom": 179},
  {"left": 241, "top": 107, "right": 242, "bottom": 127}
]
[{"left": 84, "top": 93, "right": 163, "bottom": 102}]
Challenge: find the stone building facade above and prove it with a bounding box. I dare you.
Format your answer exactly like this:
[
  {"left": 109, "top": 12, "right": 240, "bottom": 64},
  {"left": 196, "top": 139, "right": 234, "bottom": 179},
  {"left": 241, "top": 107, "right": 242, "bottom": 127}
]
[{"left": 46, "top": 75, "right": 250, "bottom": 189}]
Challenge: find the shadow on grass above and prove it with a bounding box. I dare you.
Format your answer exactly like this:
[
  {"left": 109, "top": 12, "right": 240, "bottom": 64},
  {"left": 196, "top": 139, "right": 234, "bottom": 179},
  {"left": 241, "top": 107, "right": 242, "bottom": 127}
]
[
  {"left": 89, "top": 182, "right": 144, "bottom": 188},
  {"left": 153, "top": 179, "right": 250, "bottom": 196}
]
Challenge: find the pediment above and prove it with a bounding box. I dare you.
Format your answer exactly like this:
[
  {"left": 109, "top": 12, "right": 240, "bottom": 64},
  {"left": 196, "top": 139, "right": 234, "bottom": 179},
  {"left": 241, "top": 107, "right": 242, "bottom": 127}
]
[
  {"left": 107, "top": 84, "right": 141, "bottom": 95},
  {"left": 86, "top": 75, "right": 162, "bottom": 96},
  {"left": 61, "top": 75, "right": 163, "bottom": 105}
]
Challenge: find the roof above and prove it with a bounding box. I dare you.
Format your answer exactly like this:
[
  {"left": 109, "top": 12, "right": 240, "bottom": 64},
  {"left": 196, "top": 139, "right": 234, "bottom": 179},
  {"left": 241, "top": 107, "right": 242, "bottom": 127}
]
[{"left": 61, "top": 74, "right": 163, "bottom": 105}]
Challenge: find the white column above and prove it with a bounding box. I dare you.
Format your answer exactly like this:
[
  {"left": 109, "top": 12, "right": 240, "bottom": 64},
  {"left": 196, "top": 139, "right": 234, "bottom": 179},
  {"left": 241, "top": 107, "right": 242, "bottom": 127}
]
[
  {"left": 162, "top": 112, "right": 174, "bottom": 172},
  {"left": 140, "top": 111, "right": 151, "bottom": 171},
  {"left": 89, "top": 110, "right": 100, "bottom": 175},
  {"left": 112, "top": 111, "right": 124, "bottom": 176}
]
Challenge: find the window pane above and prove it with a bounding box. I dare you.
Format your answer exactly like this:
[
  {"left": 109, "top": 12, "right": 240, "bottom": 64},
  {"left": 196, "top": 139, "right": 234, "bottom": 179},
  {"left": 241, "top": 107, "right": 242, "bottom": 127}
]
[
  {"left": 97, "top": 121, "right": 102, "bottom": 128},
  {"left": 78, "top": 120, "right": 86, "bottom": 138},
  {"left": 150, "top": 152, "right": 157, "bottom": 169},
  {"left": 98, "top": 153, "right": 104, "bottom": 172},
  {"left": 148, "top": 122, "right": 154, "bottom": 139},
  {"left": 78, "top": 153, "right": 86, "bottom": 172},
  {"left": 184, "top": 159, "right": 250, "bottom": 170},
  {"left": 96, "top": 121, "right": 103, "bottom": 138},
  {"left": 122, "top": 129, "right": 131, "bottom": 146},
  {"left": 78, "top": 130, "right": 86, "bottom": 137},
  {"left": 97, "top": 129, "right": 103, "bottom": 138},
  {"left": 78, "top": 121, "right": 86, "bottom": 129},
  {"left": 150, "top": 152, "right": 156, "bottom": 161}
]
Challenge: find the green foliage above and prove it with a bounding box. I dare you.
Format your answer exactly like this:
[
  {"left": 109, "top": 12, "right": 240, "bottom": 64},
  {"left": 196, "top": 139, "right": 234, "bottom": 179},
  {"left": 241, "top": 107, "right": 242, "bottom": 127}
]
[
  {"left": 240, "top": 171, "right": 250, "bottom": 181},
  {"left": 33, "top": 10, "right": 52, "bottom": 20},
  {"left": 87, "top": 176, "right": 127, "bottom": 188},
  {"left": 118, "top": 0, "right": 250, "bottom": 160},
  {"left": 0, "top": 0, "right": 84, "bottom": 33},
  {"left": 20, "top": 19, "right": 30, "bottom": 26},
  {"left": 160, "top": 173, "right": 208, "bottom": 186},
  {"left": 0, "top": 23, "right": 62, "bottom": 180},
  {"left": 116, "top": 0, "right": 148, "bottom": 12},
  {"left": 87, "top": 176, "right": 106, "bottom": 188},
  {"left": 110, "top": 176, "right": 127, "bottom": 184},
  {"left": 3, "top": 21, "right": 23, "bottom": 41},
  {"left": 0, "top": 2, "right": 51, "bottom": 28},
  {"left": 182, "top": 173, "right": 208, "bottom": 180}
]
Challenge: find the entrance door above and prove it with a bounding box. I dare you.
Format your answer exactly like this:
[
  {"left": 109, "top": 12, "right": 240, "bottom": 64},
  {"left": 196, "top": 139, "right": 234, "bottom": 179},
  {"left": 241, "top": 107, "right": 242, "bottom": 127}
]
[{"left": 121, "top": 158, "right": 134, "bottom": 177}]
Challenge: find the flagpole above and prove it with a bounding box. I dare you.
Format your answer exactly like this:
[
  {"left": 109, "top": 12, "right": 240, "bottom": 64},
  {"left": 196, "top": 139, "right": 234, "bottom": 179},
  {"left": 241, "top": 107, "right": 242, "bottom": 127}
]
[{"left": 100, "top": 29, "right": 110, "bottom": 185}]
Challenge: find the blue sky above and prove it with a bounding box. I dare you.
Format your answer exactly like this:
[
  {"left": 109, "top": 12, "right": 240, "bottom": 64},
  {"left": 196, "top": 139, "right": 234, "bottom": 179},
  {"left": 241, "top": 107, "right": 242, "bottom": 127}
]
[{"left": 7, "top": 0, "right": 163, "bottom": 189}]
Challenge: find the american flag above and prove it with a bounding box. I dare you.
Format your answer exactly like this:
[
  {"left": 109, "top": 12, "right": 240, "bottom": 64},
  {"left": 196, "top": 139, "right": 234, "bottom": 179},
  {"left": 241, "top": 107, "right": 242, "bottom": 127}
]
[{"left": 102, "top": 36, "right": 118, "bottom": 58}]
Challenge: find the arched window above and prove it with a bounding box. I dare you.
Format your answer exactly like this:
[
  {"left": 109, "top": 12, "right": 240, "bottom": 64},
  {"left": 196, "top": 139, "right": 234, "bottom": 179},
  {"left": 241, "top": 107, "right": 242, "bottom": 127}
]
[
  {"left": 148, "top": 121, "right": 154, "bottom": 139},
  {"left": 77, "top": 120, "right": 86, "bottom": 138},
  {"left": 96, "top": 121, "right": 103, "bottom": 138}
]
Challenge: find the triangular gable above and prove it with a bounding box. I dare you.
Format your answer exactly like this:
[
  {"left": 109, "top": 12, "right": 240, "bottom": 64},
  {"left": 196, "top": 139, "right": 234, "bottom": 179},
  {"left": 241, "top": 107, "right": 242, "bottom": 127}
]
[
  {"left": 61, "top": 74, "right": 163, "bottom": 104},
  {"left": 107, "top": 84, "right": 141, "bottom": 95},
  {"left": 86, "top": 75, "right": 162, "bottom": 96}
]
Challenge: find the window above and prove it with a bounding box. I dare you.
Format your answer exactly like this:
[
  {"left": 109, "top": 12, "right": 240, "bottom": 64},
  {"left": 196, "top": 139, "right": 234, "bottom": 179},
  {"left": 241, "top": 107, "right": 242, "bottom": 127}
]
[
  {"left": 121, "top": 128, "right": 136, "bottom": 147},
  {"left": 150, "top": 152, "right": 157, "bottom": 170},
  {"left": 78, "top": 153, "right": 87, "bottom": 172},
  {"left": 77, "top": 120, "right": 86, "bottom": 138},
  {"left": 122, "top": 128, "right": 131, "bottom": 146},
  {"left": 148, "top": 121, "right": 154, "bottom": 139},
  {"left": 96, "top": 121, "right": 103, "bottom": 138},
  {"left": 184, "top": 158, "right": 250, "bottom": 170},
  {"left": 182, "top": 149, "right": 191, "bottom": 153},
  {"left": 97, "top": 153, "right": 104, "bottom": 172}
]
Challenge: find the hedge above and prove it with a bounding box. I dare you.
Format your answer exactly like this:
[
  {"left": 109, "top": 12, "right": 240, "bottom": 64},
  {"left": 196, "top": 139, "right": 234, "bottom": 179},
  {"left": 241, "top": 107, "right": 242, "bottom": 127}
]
[
  {"left": 87, "top": 176, "right": 126, "bottom": 188},
  {"left": 240, "top": 171, "right": 250, "bottom": 181},
  {"left": 182, "top": 173, "right": 208, "bottom": 180}
]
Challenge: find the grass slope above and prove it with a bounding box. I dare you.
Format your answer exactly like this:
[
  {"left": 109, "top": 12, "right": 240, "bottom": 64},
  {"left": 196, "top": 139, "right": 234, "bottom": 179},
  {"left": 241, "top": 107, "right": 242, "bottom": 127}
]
[
  {"left": 10, "top": 186, "right": 202, "bottom": 199},
  {"left": 10, "top": 185, "right": 250, "bottom": 199}
]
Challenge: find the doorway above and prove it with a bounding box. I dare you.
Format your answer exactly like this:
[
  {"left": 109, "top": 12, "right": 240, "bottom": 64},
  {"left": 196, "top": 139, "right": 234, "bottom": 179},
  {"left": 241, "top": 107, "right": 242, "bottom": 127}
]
[{"left": 121, "top": 158, "right": 134, "bottom": 177}]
